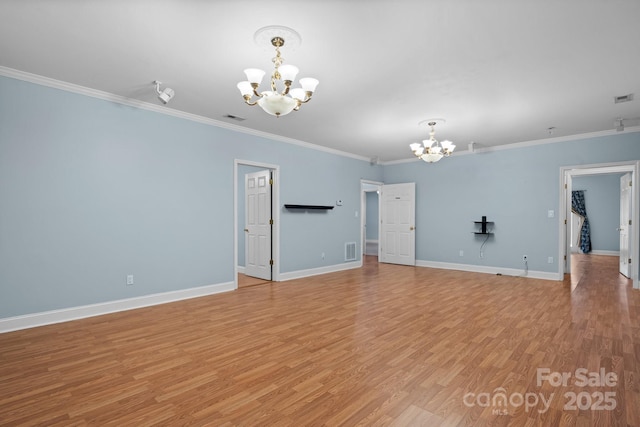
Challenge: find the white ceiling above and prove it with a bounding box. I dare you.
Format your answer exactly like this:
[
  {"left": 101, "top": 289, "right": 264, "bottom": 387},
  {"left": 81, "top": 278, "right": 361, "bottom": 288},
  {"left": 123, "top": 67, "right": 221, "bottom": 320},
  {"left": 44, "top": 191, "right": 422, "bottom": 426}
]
[{"left": 1, "top": 0, "right": 639, "bottom": 161}]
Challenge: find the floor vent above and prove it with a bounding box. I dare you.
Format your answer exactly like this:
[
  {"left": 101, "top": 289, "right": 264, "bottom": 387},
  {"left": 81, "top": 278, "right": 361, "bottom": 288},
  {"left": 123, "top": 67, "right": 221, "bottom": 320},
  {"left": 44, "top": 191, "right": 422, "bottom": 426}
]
[{"left": 345, "top": 242, "right": 357, "bottom": 261}]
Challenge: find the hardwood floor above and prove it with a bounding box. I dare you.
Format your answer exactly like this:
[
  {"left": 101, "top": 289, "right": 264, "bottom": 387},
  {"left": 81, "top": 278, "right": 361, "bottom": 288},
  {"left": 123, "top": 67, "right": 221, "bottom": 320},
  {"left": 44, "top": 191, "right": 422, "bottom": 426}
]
[
  {"left": 237, "top": 273, "right": 271, "bottom": 289},
  {"left": 1, "top": 255, "right": 638, "bottom": 426}
]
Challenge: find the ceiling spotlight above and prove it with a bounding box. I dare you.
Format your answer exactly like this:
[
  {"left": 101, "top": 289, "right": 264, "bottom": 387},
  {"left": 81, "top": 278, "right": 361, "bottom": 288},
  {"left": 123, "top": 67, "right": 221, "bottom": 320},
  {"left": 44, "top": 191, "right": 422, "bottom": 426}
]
[{"left": 154, "top": 80, "right": 174, "bottom": 104}]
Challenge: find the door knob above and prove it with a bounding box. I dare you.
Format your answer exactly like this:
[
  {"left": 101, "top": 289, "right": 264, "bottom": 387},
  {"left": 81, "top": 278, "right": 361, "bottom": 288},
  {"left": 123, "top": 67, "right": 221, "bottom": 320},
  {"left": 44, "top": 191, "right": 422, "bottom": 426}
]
[{"left": 410, "top": 226, "right": 415, "bottom": 231}]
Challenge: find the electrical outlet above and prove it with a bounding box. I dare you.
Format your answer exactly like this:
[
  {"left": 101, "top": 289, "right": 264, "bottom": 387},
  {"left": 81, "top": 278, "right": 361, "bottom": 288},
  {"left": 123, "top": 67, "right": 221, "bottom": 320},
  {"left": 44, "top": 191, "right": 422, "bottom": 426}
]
[
  {"left": 126, "top": 274, "right": 134, "bottom": 286},
  {"left": 522, "top": 255, "right": 528, "bottom": 261},
  {"left": 459, "top": 250, "right": 464, "bottom": 257},
  {"left": 548, "top": 257, "right": 554, "bottom": 264},
  {"left": 321, "top": 252, "right": 325, "bottom": 260}
]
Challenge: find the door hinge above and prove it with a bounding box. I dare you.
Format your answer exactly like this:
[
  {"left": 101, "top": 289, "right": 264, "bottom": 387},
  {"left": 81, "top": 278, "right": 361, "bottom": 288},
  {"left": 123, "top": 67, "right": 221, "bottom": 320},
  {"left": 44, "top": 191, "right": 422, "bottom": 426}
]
[
  {"left": 269, "top": 259, "right": 274, "bottom": 266},
  {"left": 564, "top": 255, "right": 567, "bottom": 261},
  {"left": 564, "top": 219, "right": 567, "bottom": 225},
  {"left": 564, "top": 183, "right": 568, "bottom": 189},
  {"left": 630, "top": 220, "right": 632, "bottom": 225},
  {"left": 629, "top": 258, "right": 632, "bottom": 264},
  {"left": 630, "top": 181, "right": 633, "bottom": 187},
  {"left": 269, "top": 178, "right": 273, "bottom": 186},
  {"left": 269, "top": 218, "right": 274, "bottom": 225}
]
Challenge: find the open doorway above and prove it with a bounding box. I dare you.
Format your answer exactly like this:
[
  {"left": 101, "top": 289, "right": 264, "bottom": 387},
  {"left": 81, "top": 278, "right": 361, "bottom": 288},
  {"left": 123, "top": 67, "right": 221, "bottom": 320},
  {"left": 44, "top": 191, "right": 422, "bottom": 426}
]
[
  {"left": 570, "top": 174, "right": 624, "bottom": 256},
  {"left": 234, "top": 160, "right": 280, "bottom": 289},
  {"left": 361, "top": 180, "right": 382, "bottom": 262},
  {"left": 560, "top": 161, "right": 639, "bottom": 289}
]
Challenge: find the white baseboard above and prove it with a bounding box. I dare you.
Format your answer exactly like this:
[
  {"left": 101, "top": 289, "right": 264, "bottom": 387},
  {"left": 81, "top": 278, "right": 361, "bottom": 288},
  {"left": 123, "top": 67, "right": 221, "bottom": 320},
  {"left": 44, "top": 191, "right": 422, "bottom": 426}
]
[
  {"left": 365, "top": 240, "right": 379, "bottom": 256},
  {"left": 589, "top": 250, "right": 619, "bottom": 256},
  {"left": 416, "top": 260, "right": 562, "bottom": 281},
  {"left": 280, "top": 261, "right": 362, "bottom": 281},
  {"left": 237, "top": 266, "right": 246, "bottom": 274},
  {"left": 0, "top": 281, "right": 235, "bottom": 334}
]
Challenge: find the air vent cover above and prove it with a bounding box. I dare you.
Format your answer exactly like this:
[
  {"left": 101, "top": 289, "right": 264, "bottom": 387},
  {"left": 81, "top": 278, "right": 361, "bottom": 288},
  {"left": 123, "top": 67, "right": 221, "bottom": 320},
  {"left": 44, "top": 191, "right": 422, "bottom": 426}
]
[
  {"left": 614, "top": 93, "right": 634, "bottom": 104},
  {"left": 345, "top": 242, "right": 357, "bottom": 261},
  {"left": 223, "top": 114, "right": 246, "bottom": 121}
]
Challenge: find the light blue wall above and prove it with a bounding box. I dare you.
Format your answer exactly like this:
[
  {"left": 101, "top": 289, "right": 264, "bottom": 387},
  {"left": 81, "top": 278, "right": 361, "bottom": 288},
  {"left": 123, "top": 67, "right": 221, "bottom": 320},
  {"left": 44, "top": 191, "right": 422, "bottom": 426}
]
[
  {"left": 573, "top": 174, "right": 622, "bottom": 252},
  {"left": 383, "top": 135, "right": 640, "bottom": 273},
  {"left": 2, "top": 74, "right": 639, "bottom": 320},
  {"left": 0, "top": 76, "right": 383, "bottom": 317},
  {"left": 365, "top": 191, "right": 379, "bottom": 239}
]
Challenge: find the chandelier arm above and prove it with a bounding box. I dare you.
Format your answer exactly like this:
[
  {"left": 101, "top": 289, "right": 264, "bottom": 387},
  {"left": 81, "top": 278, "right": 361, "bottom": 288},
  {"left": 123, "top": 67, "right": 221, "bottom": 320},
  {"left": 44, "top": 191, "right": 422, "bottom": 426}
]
[
  {"left": 281, "top": 81, "right": 292, "bottom": 96},
  {"left": 242, "top": 95, "right": 259, "bottom": 106}
]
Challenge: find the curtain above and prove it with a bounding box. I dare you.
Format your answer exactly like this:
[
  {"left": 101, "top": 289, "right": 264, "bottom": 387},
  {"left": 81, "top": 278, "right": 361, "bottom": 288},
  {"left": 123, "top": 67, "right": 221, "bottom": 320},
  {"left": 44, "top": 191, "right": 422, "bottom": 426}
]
[{"left": 571, "top": 190, "right": 591, "bottom": 253}]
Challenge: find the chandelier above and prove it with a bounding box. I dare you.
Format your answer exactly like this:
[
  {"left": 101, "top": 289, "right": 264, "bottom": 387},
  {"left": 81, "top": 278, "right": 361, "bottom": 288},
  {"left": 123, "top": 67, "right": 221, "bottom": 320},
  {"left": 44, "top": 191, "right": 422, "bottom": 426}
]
[
  {"left": 237, "top": 26, "right": 319, "bottom": 117},
  {"left": 409, "top": 119, "right": 456, "bottom": 163}
]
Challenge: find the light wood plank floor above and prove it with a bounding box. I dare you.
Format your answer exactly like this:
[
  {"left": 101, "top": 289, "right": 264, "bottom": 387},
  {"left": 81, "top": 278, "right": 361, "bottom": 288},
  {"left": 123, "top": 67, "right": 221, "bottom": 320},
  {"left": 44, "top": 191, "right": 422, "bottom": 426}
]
[{"left": 1, "top": 255, "right": 638, "bottom": 426}]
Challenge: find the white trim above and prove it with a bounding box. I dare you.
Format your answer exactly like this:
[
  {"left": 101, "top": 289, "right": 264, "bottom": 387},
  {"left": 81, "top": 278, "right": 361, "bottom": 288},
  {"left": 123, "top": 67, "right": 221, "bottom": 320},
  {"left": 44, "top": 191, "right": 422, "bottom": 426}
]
[
  {"left": 381, "top": 127, "right": 640, "bottom": 165},
  {"left": 279, "top": 261, "right": 361, "bottom": 281},
  {"left": 6, "top": 66, "right": 639, "bottom": 166},
  {"left": 237, "top": 266, "right": 246, "bottom": 274},
  {"left": 365, "top": 239, "right": 379, "bottom": 256},
  {"left": 0, "top": 281, "right": 234, "bottom": 334},
  {"left": 0, "top": 66, "right": 369, "bottom": 162},
  {"left": 590, "top": 250, "right": 619, "bottom": 256},
  {"left": 416, "top": 260, "right": 562, "bottom": 281}
]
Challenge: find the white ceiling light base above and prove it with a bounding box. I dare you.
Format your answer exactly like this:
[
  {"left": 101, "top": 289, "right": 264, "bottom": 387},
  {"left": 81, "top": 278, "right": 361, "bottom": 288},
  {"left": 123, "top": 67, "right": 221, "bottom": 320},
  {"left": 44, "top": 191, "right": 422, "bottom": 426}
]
[{"left": 254, "top": 26, "right": 301, "bottom": 52}]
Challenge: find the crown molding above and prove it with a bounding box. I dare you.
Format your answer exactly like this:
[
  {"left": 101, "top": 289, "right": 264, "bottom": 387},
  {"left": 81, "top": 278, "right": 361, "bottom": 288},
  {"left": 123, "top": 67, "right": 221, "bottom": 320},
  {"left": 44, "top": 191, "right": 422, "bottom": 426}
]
[
  {"left": 0, "top": 66, "right": 370, "bottom": 163},
  {"left": 382, "top": 127, "right": 640, "bottom": 165}
]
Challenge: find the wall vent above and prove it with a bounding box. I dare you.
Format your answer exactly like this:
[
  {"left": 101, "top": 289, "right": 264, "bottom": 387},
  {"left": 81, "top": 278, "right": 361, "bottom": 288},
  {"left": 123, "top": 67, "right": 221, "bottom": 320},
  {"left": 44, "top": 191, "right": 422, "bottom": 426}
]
[
  {"left": 223, "top": 114, "right": 246, "bottom": 121},
  {"left": 614, "top": 93, "right": 634, "bottom": 104},
  {"left": 345, "top": 242, "right": 357, "bottom": 261}
]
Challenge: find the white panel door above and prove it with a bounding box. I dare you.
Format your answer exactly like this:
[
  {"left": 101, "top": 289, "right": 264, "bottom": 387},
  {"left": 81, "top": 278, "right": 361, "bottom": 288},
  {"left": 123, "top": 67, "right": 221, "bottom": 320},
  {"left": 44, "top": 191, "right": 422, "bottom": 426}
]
[
  {"left": 620, "top": 173, "right": 632, "bottom": 278},
  {"left": 380, "top": 183, "right": 415, "bottom": 266},
  {"left": 245, "top": 170, "right": 272, "bottom": 280}
]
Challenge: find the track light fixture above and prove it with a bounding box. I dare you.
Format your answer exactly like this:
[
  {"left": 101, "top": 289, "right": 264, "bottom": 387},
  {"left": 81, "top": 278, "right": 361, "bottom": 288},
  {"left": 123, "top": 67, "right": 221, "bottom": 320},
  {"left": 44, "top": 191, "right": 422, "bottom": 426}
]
[{"left": 154, "top": 80, "right": 174, "bottom": 104}]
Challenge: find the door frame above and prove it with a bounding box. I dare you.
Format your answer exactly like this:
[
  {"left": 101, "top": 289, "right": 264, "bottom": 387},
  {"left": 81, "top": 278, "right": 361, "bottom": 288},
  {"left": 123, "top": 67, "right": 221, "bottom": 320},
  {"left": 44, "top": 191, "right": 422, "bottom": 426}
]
[
  {"left": 234, "top": 159, "right": 280, "bottom": 287},
  {"left": 361, "top": 179, "right": 383, "bottom": 264},
  {"left": 559, "top": 160, "right": 639, "bottom": 289}
]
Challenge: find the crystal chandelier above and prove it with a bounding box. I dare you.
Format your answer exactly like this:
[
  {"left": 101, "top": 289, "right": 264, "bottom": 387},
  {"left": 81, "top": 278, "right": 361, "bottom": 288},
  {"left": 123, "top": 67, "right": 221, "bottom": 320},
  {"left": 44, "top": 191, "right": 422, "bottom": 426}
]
[
  {"left": 409, "top": 119, "right": 456, "bottom": 163},
  {"left": 237, "top": 26, "right": 319, "bottom": 117}
]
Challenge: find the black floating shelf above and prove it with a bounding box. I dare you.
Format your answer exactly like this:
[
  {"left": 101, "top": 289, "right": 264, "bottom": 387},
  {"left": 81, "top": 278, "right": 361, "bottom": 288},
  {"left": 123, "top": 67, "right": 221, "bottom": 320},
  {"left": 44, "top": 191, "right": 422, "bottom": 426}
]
[
  {"left": 473, "top": 216, "right": 493, "bottom": 234},
  {"left": 284, "top": 204, "right": 334, "bottom": 210}
]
